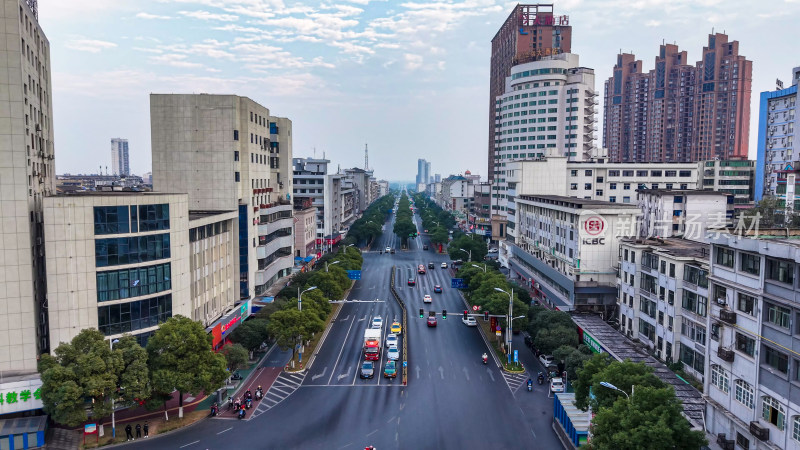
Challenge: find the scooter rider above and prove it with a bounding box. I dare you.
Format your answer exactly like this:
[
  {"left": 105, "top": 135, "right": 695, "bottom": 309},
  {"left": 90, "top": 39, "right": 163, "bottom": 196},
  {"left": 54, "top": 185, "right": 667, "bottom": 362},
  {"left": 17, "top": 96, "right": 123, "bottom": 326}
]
[
  {"left": 537, "top": 372, "right": 544, "bottom": 384},
  {"left": 482, "top": 352, "right": 488, "bottom": 364},
  {"left": 527, "top": 378, "right": 533, "bottom": 390}
]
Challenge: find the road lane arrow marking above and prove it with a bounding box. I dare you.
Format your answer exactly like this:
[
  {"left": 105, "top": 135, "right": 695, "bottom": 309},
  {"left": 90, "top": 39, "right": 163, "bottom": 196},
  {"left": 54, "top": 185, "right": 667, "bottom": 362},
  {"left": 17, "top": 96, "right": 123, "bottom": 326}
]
[
  {"left": 463, "top": 367, "right": 470, "bottom": 381},
  {"left": 487, "top": 368, "right": 495, "bottom": 382},
  {"left": 438, "top": 366, "right": 444, "bottom": 379},
  {"left": 337, "top": 367, "right": 351, "bottom": 381},
  {"left": 311, "top": 367, "right": 328, "bottom": 381},
  {"left": 415, "top": 366, "right": 420, "bottom": 379}
]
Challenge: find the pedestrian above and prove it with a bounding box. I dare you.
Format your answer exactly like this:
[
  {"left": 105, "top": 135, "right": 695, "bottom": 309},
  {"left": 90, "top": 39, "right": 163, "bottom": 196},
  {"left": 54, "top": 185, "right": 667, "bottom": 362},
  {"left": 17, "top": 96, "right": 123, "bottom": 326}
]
[
  {"left": 143, "top": 422, "right": 149, "bottom": 438},
  {"left": 135, "top": 423, "right": 142, "bottom": 439},
  {"left": 125, "top": 424, "right": 133, "bottom": 441}
]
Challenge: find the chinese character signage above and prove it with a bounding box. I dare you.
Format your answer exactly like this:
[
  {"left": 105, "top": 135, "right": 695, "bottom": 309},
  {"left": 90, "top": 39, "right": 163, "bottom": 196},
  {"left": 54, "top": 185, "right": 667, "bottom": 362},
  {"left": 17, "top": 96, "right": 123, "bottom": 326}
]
[
  {"left": 583, "top": 332, "right": 605, "bottom": 354},
  {"left": 0, "top": 379, "right": 43, "bottom": 414}
]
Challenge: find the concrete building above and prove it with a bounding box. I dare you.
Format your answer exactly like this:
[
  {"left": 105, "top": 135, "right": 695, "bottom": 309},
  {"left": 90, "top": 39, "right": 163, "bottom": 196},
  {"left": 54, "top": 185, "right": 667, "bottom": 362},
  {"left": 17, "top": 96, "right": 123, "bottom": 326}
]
[
  {"left": 43, "top": 193, "right": 191, "bottom": 347},
  {"left": 604, "top": 34, "right": 752, "bottom": 163},
  {"left": 378, "top": 180, "right": 389, "bottom": 197},
  {"left": 698, "top": 159, "right": 755, "bottom": 206},
  {"left": 292, "top": 157, "right": 328, "bottom": 243},
  {"left": 470, "top": 182, "right": 493, "bottom": 238},
  {"left": 636, "top": 189, "right": 733, "bottom": 241},
  {"left": 0, "top": 0, "right": 55, "bottom": 386},
  {"left": 437, "top": 175, "right": 475, "bottom": 213},
  {"left": 150, "top": 94, "right": 294, "bottom": 301},
  {"left": 343, "top": 167, "right": 374, "bottom": 214},
  {"left": 489, "top": 3, "right": 572, "bottom": 181},
  {"left": 111, "top": 138, "right": 130, "bottom": 176},
  {"left": 416, "top": 158, "right": 429, "bottom": 187},
  {"left": 703, "top": 230, "right": 800, "bottom": 450},
  {"left": 507, "top": 195, "right": 639, "bottom": 313},
  {"left": 755, "top": 66, "right": 800, "bottom": 218},
  {"left": 293, "top": 206, "right": 316, "bottom": 258},
  {"left": 617, "top": 238, "right": 710, "bottom": 372}
]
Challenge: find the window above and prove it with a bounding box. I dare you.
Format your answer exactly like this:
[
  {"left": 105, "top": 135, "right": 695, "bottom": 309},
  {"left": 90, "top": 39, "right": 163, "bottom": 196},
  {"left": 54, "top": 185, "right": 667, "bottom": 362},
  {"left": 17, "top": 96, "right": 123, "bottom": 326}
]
[
  {"left": 138, "top": 204, "right": 170, "bottom": 232},
  {"left": 622, "top": 170, "right": 634, "bottom": 177},
  {"left": 710, "top": 365, "right": 729, "bottom": 393},
  {"left": 234, "top": 151, "right": 239, "bottom": 161},
  {"left": 610, "top": 183, "right": 617, "bottom": 190},
  {"left": 734, "top": 379, "right": 754, "bottom": 408},
  {"left": 793, "top": 416, "right": 800, "bottom": 443},
  {"left": 235, "top": 172, "right": 240, "bottom": 182},
  {"left": 737, "top": 293, "right": 756, "bottom": 316},
  {"left": 93, "top": 206, "right": 130, "bottom": 235},
  {"left": 665, "top": 170, "right": 677, "bottom": 177},
  {"left": 95, "top": 234, "right": 171, "bottom": 268},
  {"left": 679, "top": 170, "right": 692, "bottom": 177},
  {"left": 683, "top": 265, "right": 708, "bottom": 287},
  {"left": 584, "top": 183, "right": 591, "bottom": 190},
  {"left": 623, "top": 183, "right": 631, "bottom": 190},
  {"left": 97, "top": 294, "right": 172, "bottom": 336},
  {"left": 762, "top": 395, "right": 786, "bottom": 430},
  {"left": 570, "top": 183, "right": 578, "bottom": 190},
  {"left": 96, "top": 263, "right": 172, "bottom": 302},
  {"left": 609, "top": 170, "right": 620, "bottom": 177},
  {"left": 636, "top": 170, "right": 648, "bottom": 177},
  {"left": 740, "top": 253, "right": 760, "bottom": 275},
  {"left": 735, "top": 332, "right": 755, "bottom": 357},
  {"left": 766, "top": 302, "right": 790, "bottom": 329},
  {"left": 681, "top": 318, "right": 706, "bottom": 344},
  {"left": 233, "top": 130, "right": 239, "bottom": 140},
  {"left": 715, "top": 247, "right": 734, "bottom": 268},
  {"left": 669, "top": 263, "right": 675, "bottom": 278},
  {"left": 763, "top": 345, "right": 789, "bottom": 373},
  {"left": 766, "top": 258, "right": 795, "bottom": 285},
  {"left": 681, "top": 291, "right": 707, "bottom": 316},
  {"left": 679, "top": 343, "right": 704, "bottom": 374}
]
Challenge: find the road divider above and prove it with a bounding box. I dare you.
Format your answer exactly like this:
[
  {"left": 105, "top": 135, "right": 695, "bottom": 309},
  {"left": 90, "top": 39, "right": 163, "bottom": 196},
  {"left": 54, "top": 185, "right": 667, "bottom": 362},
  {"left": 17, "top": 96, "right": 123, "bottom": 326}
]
[{"left": 389, "top": 265, "right": 408, "bottom": 385}]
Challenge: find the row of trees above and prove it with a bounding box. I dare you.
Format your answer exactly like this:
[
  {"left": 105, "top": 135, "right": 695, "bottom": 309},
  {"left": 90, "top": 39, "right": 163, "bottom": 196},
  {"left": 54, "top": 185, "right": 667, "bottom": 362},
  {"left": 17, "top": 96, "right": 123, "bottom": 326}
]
[
  {"left": 341, "top": 194, "right": 395, "bottom": 247},
  {"left": 526, "top": 307, "right": 591, "bottom": 380},
  {"left": 39, "top": 316, "right": 228, "bottom": 427},
  {"left": 453, "top": 263, "right": 530, "bottom": 335},
  {"left": 411, "top": 194, "right": 455, "bottom": 247},
  {"left": 393, "top": 194, "right": 416, "bottom": 247},
  {"left": 573, "top": 354, "right": 707, "bottom": 449}
]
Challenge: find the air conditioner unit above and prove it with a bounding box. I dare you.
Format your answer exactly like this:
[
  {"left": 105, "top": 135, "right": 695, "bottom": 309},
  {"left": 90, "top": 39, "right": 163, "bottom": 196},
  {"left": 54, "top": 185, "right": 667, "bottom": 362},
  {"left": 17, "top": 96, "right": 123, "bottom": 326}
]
[
  {"left": 720, "top": 309, "right": 737, "bottom": 324},
  {"left": 749, "top": 421, "right": 769, "bottom": 441},
  {"left": 716, "top": 298, "right": 727, "bottom": 306},
  {"left": 717, "top": 348, "right": 735, "bottom": 362}
]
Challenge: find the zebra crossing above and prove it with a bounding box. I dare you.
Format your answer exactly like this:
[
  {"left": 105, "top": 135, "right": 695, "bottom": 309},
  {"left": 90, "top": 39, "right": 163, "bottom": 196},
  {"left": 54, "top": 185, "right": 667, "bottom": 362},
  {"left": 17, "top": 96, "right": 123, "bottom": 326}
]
[
  {"left": 503, "top": 370, "right": 531, "bottom": 394},
  {"left": 250, "top": 371, "right": 306, "bottom": 419}
]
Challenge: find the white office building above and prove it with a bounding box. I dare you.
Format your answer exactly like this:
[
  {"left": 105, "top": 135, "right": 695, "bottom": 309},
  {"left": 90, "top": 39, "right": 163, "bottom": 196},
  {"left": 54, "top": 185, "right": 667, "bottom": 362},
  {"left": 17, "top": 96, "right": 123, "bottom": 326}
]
[{"left": 111, "top": 138, "right": 130, "bottom": 176}]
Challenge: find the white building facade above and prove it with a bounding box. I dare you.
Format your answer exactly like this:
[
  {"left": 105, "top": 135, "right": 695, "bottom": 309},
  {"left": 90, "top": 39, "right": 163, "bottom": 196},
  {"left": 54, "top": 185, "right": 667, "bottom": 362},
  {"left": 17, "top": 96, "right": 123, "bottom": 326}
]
[
  {"left": 110, "top": 138, "right": 130, "bottom": 176},
  {"left": 637, "top": 190, "right": 733, "bottom": 241}
]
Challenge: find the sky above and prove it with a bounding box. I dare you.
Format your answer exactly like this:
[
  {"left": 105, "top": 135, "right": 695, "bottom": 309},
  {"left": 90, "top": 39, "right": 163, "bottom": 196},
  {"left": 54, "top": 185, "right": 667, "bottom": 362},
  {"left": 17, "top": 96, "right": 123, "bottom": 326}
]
[{"left": 40, "top": 0, "right": 800, "bottom": 181}]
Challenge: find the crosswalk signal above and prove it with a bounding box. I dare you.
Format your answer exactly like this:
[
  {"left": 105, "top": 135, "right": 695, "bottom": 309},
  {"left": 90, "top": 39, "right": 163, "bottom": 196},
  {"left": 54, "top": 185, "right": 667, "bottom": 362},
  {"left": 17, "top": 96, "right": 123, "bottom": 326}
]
[
  {"left": 442, "top": 309, "right": 447, "bottom": 319},
  {"left": 484, "top": 311, "right": 489, "bottom": 322},
  {"left": 463, "top": 310, "right": 468, "bottom": 320},
  {"left": 419, "top": 308, "right": 424, "bottom": 318}
]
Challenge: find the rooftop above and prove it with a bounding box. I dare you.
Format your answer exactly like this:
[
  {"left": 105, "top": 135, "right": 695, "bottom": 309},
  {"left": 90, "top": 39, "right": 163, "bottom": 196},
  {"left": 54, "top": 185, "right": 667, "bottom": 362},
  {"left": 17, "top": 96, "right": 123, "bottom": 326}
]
[
  {"left": 189, "top": 210, "right": 237, "bottom": 221},
  {"left": 620, "top": 237, "right": 710, "bottom": 259},
  {"left": 569, "top": 313, "right": 705, "bottom": 425},
  {"left": 636, "top": 189, "right": 730, "bottom": 196},
  {"left": 52, "top": 191, "right": 178, "bottom": 197},
  {"left": 518, "top": 194, "right": 640, "bottom": 209}
]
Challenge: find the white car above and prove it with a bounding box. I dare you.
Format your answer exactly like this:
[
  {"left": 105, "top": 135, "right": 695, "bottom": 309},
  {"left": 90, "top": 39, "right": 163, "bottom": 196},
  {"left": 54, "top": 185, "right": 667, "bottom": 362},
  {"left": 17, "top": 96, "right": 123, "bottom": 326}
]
[
  {"left": 386, "top": 347, "right": 400, "bottom": 361},
  {"left": 423, "top": 294, "right": 432, "bottom": 303},
  {"left": 539, "top": 354, "right": 554, "bottom": 367},
  {"left": 462, "top": 316, "right": 477, "bottom": 326},
  {"left": 550, "top": 377, "right": 565, "bottom": 394},
  {"left": 371, "top": 317, "right": 383, "bottom": 330},
  {"left": 386, "top": 334, "right": 398, "bottom": 349},
  {"left": 441, "top": 262, "right": 448, "bottom": 268},
  {"left": 385, "top": 246, "right": 391, "bottom": 252}
]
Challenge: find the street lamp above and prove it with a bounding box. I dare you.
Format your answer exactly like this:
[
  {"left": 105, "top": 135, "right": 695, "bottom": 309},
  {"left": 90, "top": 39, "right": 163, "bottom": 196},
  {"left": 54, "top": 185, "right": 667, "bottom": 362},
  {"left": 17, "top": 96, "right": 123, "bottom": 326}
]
[
  {"left": 599, "top": 381, "right": 631, "bottom": 400},
  {"left": 298, "top": 286, "right": 318, "bottom": 311},
  {"left": 459, "top": 248, "right": 472, "bottom": 262},
  {"left": 326, "top": 260, "right": 341, "bottom": 272},
  {"left": 471, "top": 264, "right": 486, "bottom": 273},
  {"left": 494, "top": 287, "right": 515, "bottom": 364},
  {"left": 108, "top": 338, "right": 120, "bottom": 438}
]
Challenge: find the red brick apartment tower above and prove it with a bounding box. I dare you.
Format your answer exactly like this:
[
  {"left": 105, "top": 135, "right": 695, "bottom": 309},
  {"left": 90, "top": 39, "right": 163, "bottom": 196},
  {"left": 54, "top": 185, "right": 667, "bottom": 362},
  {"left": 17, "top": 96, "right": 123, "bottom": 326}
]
[{"left": 488, "top": 4, "right": 572, "bottom": 180}]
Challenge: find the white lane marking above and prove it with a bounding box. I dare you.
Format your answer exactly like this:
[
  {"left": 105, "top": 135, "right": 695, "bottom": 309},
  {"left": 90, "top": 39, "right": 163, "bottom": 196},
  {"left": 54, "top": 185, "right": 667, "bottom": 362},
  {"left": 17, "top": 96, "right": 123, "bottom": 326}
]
[
  {"left": 179, "top": 441, "right": 200, "bottom": 448},
  {"left": 311, "top": 367, "right": 328, "bottom": 381},
  {"left": 327, "top": 313, "right": 358, "bottom": 385},
  {"left": 216, "top": 427, "right": 232, "bottom": 435}
]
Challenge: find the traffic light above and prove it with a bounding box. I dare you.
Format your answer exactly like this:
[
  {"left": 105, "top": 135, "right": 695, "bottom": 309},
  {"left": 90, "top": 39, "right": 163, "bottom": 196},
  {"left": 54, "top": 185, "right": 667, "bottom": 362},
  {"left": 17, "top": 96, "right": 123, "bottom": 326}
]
[
  {"left": 484, "top": 311, "right": 489, "bottom": 322},
  {"left": 442, "top": 309, "right": 447, "bottom": 319},
  {"left": 463, "top": 310, "right": 468, "bottom": 320},
  {"left": 419, "top": 308, "right": 424, "bottom": 318}
]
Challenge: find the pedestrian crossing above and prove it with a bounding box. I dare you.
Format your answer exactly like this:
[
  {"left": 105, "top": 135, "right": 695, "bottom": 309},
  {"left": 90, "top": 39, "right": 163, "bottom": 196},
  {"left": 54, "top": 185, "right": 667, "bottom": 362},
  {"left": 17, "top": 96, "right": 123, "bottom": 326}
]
[{"left": 249, "top": 371, "right": 306, "bottom": 419}]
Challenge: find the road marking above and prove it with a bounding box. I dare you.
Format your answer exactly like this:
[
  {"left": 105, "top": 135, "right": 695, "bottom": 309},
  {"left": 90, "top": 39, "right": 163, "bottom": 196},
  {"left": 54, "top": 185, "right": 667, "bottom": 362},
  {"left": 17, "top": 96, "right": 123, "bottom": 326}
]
[
  {"left": 387, "top": 415, "right": 396, "bottom": 423},
  {"left": 438, "top": 366, "right": 444, "bottom": 379},
  {"left": 337, "top": 443, "right": 352, "bottom": 450},
  {"left": 328, "top": 314, "right": 358, "bottom": 385},
  {"left": 179, "top": 441, "right": 199, "bottom": 448},
  {"left": 463, "top": 367, "right": 470, "bottom": 381},
  {"left": 367, "top": 429, "right": 379, "bottom": 437},
  {"left": 487, "top": 368, "right": 495, "bottom": 382},
  {"left": 415, "top": 366, "right": 420, "bottom": 379},
  {"left": 216, "top": 427, "right": 232, "bottom": 435},
  {"left": 337, "top": 367, "right": 351, "bottom": 381},
  {"left": 339, "top": 315, "right": 349, "bottom": 322},
  {"left": 311, "top": 367, "right": 328, "bottom": 381}
]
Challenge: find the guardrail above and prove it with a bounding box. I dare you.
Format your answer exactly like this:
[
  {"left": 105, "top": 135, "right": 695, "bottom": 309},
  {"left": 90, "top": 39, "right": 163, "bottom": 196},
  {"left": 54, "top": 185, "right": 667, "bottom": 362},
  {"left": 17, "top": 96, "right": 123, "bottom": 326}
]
[{"left": 389, "top": 265, "right": 408, "bottom": 385}]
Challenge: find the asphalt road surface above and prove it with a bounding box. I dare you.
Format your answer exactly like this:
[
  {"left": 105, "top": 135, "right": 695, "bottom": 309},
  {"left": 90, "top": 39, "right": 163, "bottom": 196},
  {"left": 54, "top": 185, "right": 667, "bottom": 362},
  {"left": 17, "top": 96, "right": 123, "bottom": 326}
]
[{"left": 128, "top": 199, "right": 561, "bottom": 449}]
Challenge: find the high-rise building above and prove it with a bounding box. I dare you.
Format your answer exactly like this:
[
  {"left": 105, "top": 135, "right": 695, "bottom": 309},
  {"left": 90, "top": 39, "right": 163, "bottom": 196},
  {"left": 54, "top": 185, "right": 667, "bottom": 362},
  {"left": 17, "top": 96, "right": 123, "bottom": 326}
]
[
  {"left": 426, "top": 161, "right": 431, "bottom": 184},
  {"left": 754, "top": 67, "right": 800, "bottom": 215},
  {"left": 0, "top": 1, "right": 55, "bottom": 381},
  {"left": 488, "top": 4, "right": 572, "bottom": 181},
  {"left": 292, "top": 157, "right": 329, "bottom": 244},
  {"left": 150, "top": 94, "right": 294, "bottom": 300},
  {"left": 604, "top": 33, "right": 752, "bottom": 163},
  {"left": 111, "top": 138, "right": 130, "bottom": 176}
]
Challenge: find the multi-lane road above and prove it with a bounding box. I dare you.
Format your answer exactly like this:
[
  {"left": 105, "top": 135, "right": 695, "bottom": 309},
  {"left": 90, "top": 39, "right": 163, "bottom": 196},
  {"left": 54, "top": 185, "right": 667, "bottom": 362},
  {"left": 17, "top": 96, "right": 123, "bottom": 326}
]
[{"left": 130, "top": 204, "right": 561, "bottom": 449}]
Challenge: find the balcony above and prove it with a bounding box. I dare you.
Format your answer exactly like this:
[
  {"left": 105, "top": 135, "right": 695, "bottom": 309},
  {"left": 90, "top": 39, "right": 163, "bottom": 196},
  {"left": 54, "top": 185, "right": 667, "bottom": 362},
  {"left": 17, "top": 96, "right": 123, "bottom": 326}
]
[
  {"left": 719, "top": 309, "right": 736, "bottom": 324},
  {"left": 717, "top": 348, "right": 734, "bottom": 362}
]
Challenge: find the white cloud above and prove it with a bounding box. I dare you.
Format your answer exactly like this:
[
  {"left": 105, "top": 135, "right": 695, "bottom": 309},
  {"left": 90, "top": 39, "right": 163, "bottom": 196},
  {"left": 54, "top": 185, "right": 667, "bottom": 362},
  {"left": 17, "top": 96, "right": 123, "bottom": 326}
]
[
  {"left": 136, "top": 12, "right": 172, "bottom": 19},
  {"left": 178, "top": 10, "right": 238, "bottom": 21},
  {"left": 149, "top": 54, "right": 205, "bottom": 68},
  {"left": 64, "top": 39, "right": 118, "bottom": 53},
  {"left": 404, "top": 53, "right": 423, "bottom": 70},
  {"left": 645, "top": 20, "right": 661, "bottom": 27}
]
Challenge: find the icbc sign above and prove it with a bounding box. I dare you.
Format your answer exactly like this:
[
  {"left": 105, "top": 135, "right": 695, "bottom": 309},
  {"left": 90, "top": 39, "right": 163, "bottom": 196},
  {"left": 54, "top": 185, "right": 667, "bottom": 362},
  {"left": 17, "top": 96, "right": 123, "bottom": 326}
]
[{"left": 582, "top": 216, "right": 606, "bottom": 245}]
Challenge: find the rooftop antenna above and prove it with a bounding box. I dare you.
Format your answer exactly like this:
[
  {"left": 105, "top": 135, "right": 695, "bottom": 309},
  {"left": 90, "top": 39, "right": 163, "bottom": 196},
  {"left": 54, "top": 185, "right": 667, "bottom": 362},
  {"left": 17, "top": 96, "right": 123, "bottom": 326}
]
[
  {"left": 313, "top": 147, "right": 316, "bottom": 158},
  {"left": 99, "top": 165, "right": 102, "bottom": 175},
  {"left": 364, "top": 143, "right": 369, "bottom": 171}
]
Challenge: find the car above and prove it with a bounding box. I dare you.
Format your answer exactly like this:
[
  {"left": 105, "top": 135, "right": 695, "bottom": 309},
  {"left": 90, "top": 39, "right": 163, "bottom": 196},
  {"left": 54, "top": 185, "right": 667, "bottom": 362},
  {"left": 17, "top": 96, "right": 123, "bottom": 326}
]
[
  {"left": 427, "top": 316, "right": 437, "bottom": 327},
  {"left": 423, "top": 294, "right": 432, "bottom": 303},
  {"left": 433, "top": 285, "right": 442, "bottom": 293},
  {"left": 386, "top": 347, "right": 400, "bottom": 361},
  {"left": 360, "top": 361, "right": 374, "bottom": 379},
  {"left": 385, "top": 246, "right": 391, "bottom": 252},
  {"left": 384, "top": 360, "right": 397, "bottom": 378},
  {"left": 524, "top": 335, "right": 534, "bottom": 349},
  {"left": 539, "top": 354, "right": 554, "bottom": 367},
  {"left": 418, "top": 265, "right": 426, "bottom": 274},
  {"left": 371, "top": 316, "right": 383, "bottom": 330},
  {"left": 408, "top": 277, "right": 415, "bottom": 286},
  {"left": 550, "top": 377, "right": 565, "bottom": 394},
  {"left": 423, "top": 244, "right": 429, "bottom": 250},
  {"left": 390, "top": 321, "right": 402, "bottom": 334},
  {"left": 441, "top": 262, "right": 448, "bottom": 269},
  {"left": 462, "top": 316, "right": 477, "bottom": 326},
  {"left": 428, "top": 262, "right": 434, "bottom": 269},
  {"left": 386, "top": 334, "right": 398, "bottom": 349},
  {"left": 390, "top": 248, "right": 395, "bottom": 254}
]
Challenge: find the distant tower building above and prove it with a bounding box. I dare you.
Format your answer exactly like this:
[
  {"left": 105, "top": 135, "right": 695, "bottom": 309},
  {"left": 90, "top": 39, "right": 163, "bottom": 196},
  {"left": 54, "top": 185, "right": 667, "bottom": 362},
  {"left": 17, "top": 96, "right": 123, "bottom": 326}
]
[
  {"left": 111, "top": 138, "right": 130, "bottom": 176},
  {"left": 426, "top": 162, "right": 432, "bottom": 183}
]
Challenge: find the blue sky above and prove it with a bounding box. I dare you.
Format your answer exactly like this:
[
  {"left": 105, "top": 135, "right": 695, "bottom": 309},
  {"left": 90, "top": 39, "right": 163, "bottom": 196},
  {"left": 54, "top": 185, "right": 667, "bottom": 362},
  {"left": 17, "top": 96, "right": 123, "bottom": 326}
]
[{"left": 40, "top": 0, "right": 800, "bottom": 180}]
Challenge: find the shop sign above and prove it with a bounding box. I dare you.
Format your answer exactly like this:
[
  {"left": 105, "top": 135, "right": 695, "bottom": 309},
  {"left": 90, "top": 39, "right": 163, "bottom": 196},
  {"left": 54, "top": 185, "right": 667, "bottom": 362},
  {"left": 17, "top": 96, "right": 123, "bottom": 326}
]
[
  {"left": 0, "top": 379, "right": 43, "bottom": 414},
  {"left": 583, "top": 332, "right": 605, "bottom": 354}
]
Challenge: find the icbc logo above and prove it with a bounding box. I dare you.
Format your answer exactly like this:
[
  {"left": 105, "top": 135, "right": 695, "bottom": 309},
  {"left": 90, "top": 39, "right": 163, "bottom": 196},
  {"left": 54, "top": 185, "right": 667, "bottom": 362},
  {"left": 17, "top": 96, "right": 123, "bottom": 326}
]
[{"left": 584, "top": 216, "right": 605, "bottom": 236}]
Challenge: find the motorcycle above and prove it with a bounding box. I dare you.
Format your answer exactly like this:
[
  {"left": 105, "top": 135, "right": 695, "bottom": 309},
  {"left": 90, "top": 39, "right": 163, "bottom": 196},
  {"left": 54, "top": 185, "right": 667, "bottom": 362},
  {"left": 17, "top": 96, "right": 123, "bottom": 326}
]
[
  {"left": 538, "top": 375, "right": 544, "bottom": 385},
  {"left": 255, "top": 389, "right": 263, "bottom": 401},
  {"left": 210, "top": 404, "right": 218, "bottom": 417},
  {"left": 237, "top": 408, "right": 246, "bottom": 420},
  {"left": 245, "top": 398, "right": 252, "bottom": 409},
  {"left": 482, "top": 354, "right": 488, "bottom": 365},
  {"left": 527, "top": 381, "right": 533, "bottom": 392}
]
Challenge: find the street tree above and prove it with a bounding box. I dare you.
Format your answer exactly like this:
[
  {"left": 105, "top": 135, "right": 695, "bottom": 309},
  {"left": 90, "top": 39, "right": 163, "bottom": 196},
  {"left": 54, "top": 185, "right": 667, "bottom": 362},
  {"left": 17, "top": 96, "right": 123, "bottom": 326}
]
[
  {"left": 528, "top": 309, "right": 575, "bottom": 337},
  {"left": 230, "top": 318, "right": 270, "bottom": 356},
  {"left": 147, "top": 315, "right": 228, "bottom": 419},
  {"left": 588, "top": 386, "right": 707, "bottom": 450},
  {"left": 534, "top": 326, "right": 579, "bottom": 355},
  {"left": 573, "top": 354, "right": 665, "bottom": 411},
  {"left": 553, "top": 345, "right": 592, "bottom": 380},
  {"left": 38, "top": 328, "right": 124, "bottom": 427},
  {"left": 222, "top": 344, "right": 249, "bottom": 374},
  {"left": 114, "top": 334, "right": 151, "bottom": 405},
  {"left": 267, "top": 309, "right": 325, "bottom": 357},
  {"left": 430, "top": 227, "right": 449, "bottom": 246}
]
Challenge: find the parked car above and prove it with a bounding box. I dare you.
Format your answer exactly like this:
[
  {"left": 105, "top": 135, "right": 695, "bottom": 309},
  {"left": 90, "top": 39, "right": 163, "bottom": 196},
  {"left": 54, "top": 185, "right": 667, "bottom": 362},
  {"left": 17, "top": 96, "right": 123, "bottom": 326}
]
[
  {"left": 390, "top": 248, "right": 395, "bottom": 254},
  {"left": 550, "top": 377, "right": 565, "bottom": 394},
  {"left": 539, "top": 354, "right": 554, "bottom": 367}
]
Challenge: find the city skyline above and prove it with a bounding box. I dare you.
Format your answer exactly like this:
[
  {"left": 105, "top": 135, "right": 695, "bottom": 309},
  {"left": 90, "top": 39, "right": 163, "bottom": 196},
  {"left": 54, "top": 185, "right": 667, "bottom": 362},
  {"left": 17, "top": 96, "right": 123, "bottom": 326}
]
[{"left": 41, "top": 0, "right": 800, "bottom": 179}]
